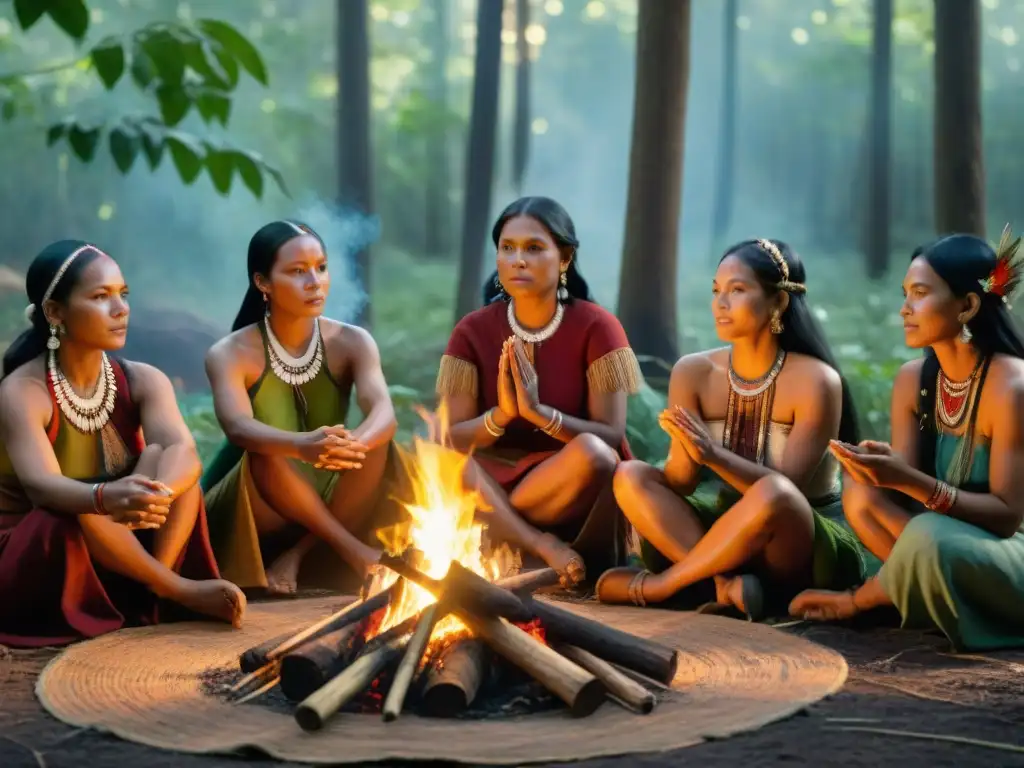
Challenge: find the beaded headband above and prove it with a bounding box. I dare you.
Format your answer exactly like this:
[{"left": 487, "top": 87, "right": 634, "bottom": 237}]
[
  {"left": 24, "top": 245, "right": 106, "bottom": 324},
  {"left": 755, "top": 238, "right": 807, "bottom": 294}
]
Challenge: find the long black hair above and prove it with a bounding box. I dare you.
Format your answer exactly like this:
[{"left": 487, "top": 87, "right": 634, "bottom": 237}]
[
  {"left": 481, "top": 196, "right": 594, "bottom": 306},
  {"left": 721, "top": 239, "right": 861, "bottom": 444},
  {"left": 912, "top": 233, "right": 1024, "bottom": 476},
  {"left": 3, "top": 240, "right": 105, "bottom": 376},
  {"left": 231, "top": 220, "right": 326, "bottom": 332}
]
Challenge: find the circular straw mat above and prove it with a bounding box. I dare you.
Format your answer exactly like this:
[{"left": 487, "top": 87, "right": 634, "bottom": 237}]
[{"left": 37, "top": 596, "right": 847, "bottom": 764}]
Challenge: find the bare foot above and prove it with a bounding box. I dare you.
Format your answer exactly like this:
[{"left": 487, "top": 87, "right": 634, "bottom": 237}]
[
  {"left": 715, "top": 574, "right": 764, "bottom": 620},
  {"left": 789, "top": 589, "right": 858, "bottom": 621},
  {"left": 176, "top": 579, "right": 247, "bottom": 628},
  {"left": 595, "top": 567, "right": 645, "bottom": 604},
  {"left": 534, "top": 533, "right": 585, "bottom": 587},
  {"left": 266, "top": 546, "right": 307, "bottom": 597}
]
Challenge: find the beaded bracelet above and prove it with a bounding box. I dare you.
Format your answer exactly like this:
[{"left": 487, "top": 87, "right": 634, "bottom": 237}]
[
  {"left": 483, "top": 409, "right": 505, "bottom": 437},
  {"left": 925, "top": 479, "right": 958, "bottom": 514}
]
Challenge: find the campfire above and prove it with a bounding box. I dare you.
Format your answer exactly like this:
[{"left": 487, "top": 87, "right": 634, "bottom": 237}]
[{"left": 226, "top": 408, "right": 679, "bottom": 729}]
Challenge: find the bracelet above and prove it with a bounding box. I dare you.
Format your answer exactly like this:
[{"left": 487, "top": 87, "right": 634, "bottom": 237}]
[
  {"left": 541, "top": 409, "right": 563, "bottom": 437},
  {"left": 483, "top": 409, "right": 506, "bottom": 438},
  {"left": 92, "top": 482, "right": 108, "bottom": 515},
  {"left": 925, "top": 479, "right": 958, "bottom": 514}
]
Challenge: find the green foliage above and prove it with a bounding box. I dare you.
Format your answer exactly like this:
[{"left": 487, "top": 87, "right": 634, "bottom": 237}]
[{"left": 1, "top": 2, "right": 286, "bottom": 198}]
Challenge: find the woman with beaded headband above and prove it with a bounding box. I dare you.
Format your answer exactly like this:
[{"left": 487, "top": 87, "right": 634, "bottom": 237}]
[
  {"left": 203, "top": 220, "right": 407, "bottom": 596},
  {"left": 0, "top": 240, "right": 245, "bottom": 647},
  {"left": 790, "top": 227, "right": 1024, "bottom": 651},
  {"left": 436, "top": 196, "right": 642, "bottom": 588},
  {"left": 595, "top": 239, "right": 866, "bottom": 617}
]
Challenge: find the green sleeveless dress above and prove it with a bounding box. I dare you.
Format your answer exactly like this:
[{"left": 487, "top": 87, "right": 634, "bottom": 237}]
[
  {"left": 878, "top": 433, "right": 1024, "bottom": 651},
  {"left": 202, "top": 322, "right": 369, "bottom": 589}
]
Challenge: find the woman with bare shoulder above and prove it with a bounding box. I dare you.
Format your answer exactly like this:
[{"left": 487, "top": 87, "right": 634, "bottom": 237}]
[
  {"left": 0, "top": 241, "right": 245, "bottom": 647},
  {"left": 790, "top": 229, "right": 1024, "bottom": 651},
  {"left": 437, "top": 197, "right": 643, "bottom": 588},
  {"left": 596, "top": 240, "right": 866, "bottom": 617},
  {"left": 203, "top": 221, "right": 405, "bottom": 596}
]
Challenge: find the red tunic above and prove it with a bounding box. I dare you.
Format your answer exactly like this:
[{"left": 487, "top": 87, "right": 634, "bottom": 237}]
[{"left": 0, "top": 359, "right": 220, "bottom": 648}]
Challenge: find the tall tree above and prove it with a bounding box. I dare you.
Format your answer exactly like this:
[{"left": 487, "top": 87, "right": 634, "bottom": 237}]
[
  {"left": 453, "top": 0, "right": 504, "bottom": 322},
  {"left": 710, "top": 0, "right": 737, "bottom": 256},
  {"left": 933, "top": 0, "right": 985, "bottom": 236},
  {"left": 424, "top": 0, "right": 452, "bottom": 258},
  {"left": 336, "top": 0, "right": 374, "bottom": 327},
  {"left": 512, "top": 0, "right": 531, "bottom": 194},
  {"left": 865, "top": 0, "right": 893, "bottom": 278},
  {"left": 617, "top": 0, "right": 692, "bottom": 377}
]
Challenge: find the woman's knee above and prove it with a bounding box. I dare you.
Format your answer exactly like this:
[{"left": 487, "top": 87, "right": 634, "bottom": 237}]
[
  {"left": 747, "top": 474, "right": 811, "bottom": 525},
  {"left": 565, "top": 433, "right": 618, "bottom": 479},
  {"left": 889, "top": 512, "right": 968, "bottom": 566},
  {"left": 612, "top": 460, "right": 661, "bottom": 511}
]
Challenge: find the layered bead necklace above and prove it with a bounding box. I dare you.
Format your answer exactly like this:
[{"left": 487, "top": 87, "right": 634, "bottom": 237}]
[
  {"left": 723, "top": 348, "right": 786, "bottom": 465},
  {"left": 47, "top": 349, "right": 117, "bottom": 434},
  {"left": 506, "top": 300, "right": 564, "bottom": 345},
  {"left": 265, "top": 318, "right": 324, "bottom": 386},
  {"left": 936, "top": 357, "right": 982, "bottom": 430}
]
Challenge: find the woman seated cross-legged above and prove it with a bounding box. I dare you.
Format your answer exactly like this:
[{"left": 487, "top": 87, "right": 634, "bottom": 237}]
[
  {"left": 790, "top": 229, "right": 1024, "bottom": 651},
  {"left": 436, "top": 196, "right": 643, "bottom": 588},
  {"left": 203, "top": 221, "right": 407, "bottom": 596},
  {"left": 596, "top": 239, "right": 867, "bottom": 617},
  {"left": 0, "top": 241, "right": 245, "bottom": 647}
]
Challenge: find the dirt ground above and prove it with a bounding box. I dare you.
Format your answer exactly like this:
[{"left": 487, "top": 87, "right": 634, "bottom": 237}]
[{"left": 3, "top": 609, "right": 1024, "bottom": 768}]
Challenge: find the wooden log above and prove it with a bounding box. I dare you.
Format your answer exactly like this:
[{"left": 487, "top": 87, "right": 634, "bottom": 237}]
[
  {"left": 294, "top": 624, "right": 412, "bottom": 732},
  {"left": 496, "top": 567, "right": 559, "bottom": 594},
  {"left": 421, "top": 637, "right": 488, "bottom": 717},
  {"left": 456, "top": 610, "right": 606, "bottom": 718},
  {"left": 279, "top": 623, "right": 362, "bottom": 702},
  {"left": 381, "top": 603, "right": 443, "bottom": 722},
  {"left": 524, "top": 597, "right": 680, "bottom": 685},
  {"left": 239, "top": 631, "right": 293, "bottom": 673},
  {"left": 558, "top": 644, "right": 656, "bottom": 714}
]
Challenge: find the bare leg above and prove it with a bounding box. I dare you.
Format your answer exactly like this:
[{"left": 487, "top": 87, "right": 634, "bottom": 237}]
[
  {"left": 248, "top": 453, "right": 380, "bottom": 579},
  {"left": 789, "top": 575, "right": 892, "bottom": 621},
  {"left": 612, "top": 460, "right": 705, "bottom": 562},
  {"left": 78, "top": 514, "right": 246, "bottom": 627},
  {"left": 598, "top": 474, "right": 815, "bottom": 605},
  {"left": 843, "top": 475, "right": 914, "bottom": 561}
]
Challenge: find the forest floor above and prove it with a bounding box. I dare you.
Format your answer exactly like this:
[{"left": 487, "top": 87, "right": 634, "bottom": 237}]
[{"left": 3, "top": 599, "right": 1024, "bottom": 768}]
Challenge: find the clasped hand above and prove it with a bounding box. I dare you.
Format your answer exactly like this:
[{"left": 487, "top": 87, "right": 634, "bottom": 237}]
[
  {"left": 298, "top": 425, "right": 369, "bottom": 471},
  {"left": 102, "top": 474, "right": 174, "bottom": 530},
  {"left": 658, "top": 405, "right": 715, "bottom": 464},
  {"left": 497, "top": 336, "right": 541, "bottom": 422},
  {"left": 828, "top": 439, "right": 909, "bottom": 488}
]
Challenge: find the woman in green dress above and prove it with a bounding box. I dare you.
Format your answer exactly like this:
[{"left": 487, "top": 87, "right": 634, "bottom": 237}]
[
  {"left": 791, "top": 228, "right": 1024, "bottom": 651},
  {"left": 596, "top": 239, "right": 866, "bottom": 617},
  {"left": 203, "top": 221, "right": 403, "bottom": 595}
]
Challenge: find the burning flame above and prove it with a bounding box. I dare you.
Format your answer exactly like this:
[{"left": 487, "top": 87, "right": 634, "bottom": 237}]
[{"left": 368, "top": 403, "right": 516, "bottom": 641}]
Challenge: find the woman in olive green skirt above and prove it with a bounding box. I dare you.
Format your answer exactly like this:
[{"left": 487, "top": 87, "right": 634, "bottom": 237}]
[
  {"left": 791, "top": 229, "right": 1024, "bottom": 651},
  {"left": 596, "top": 239, "right": 867, "bottom": 616},
  {"left": 203, "top": 221, "right": 408, "bottom": 596}
]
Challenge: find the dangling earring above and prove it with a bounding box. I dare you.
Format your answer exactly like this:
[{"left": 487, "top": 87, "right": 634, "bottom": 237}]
[
  {"left": 959, "top": 323, "right": 973, "bottom": 343},
  {"left": 770, "top": 310, "right": 783, "bottom": 335},
  {"left": 493, "top": 273, "right": 505, "bottom": 297},
  {"left": 47, "top": 324, "right": 60, "bottom": 350},
  {"left": 262, "top": 292, "right": 270, "bottom": 316},
  {"left": 558, "top": 270, "right": 569, "bottom": 302}
]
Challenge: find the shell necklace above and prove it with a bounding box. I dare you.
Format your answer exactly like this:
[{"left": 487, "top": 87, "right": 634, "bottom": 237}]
[
  {"left": 506, "top": 300, "right": 564, "bottom": 344},
  {"left": 47, "top": 350, "right": 117, "bottom": 434},
  {"left": 265, "top": 318, "right": 323, "bottom": 386}
]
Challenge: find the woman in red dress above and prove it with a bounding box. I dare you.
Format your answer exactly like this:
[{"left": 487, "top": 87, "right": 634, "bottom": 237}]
[
  {"left": 0, "top": 241, "right": 245, "bottom": 648},
  {"left": 436, "top": 197, "right": 642, "bottom": 586}
]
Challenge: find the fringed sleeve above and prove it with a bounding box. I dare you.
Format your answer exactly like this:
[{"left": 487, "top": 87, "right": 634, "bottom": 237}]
[
  {"left": 435, "top": 319, "right": 480, "bottom": 398},
  {"left": 584, "top": 308, "right": 643, "bottom": 395}
]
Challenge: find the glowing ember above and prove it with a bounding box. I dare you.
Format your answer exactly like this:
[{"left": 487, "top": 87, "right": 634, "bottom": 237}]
[{"left": 368, "top": 403, "right": 515, "bottom": 643}]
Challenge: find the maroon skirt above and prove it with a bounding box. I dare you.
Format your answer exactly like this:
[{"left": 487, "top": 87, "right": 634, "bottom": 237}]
[{"left": 0, "top": 501, "right": 220, "bottom": 648}]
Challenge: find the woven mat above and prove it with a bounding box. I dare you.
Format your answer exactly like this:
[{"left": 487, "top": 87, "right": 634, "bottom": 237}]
[{"left": 36, "top": 596, "right": 847, "bottom": 764}]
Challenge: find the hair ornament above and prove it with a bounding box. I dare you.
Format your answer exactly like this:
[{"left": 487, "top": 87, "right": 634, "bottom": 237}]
[
  {"left": 755, "top": 238, "right": 807, "bottom": 295},
  {"left": 23, "top": 304, "right": 35, "bottom": 324},
  {"left": 978, "top": 224, "right": 1023, "bottom": 309}
]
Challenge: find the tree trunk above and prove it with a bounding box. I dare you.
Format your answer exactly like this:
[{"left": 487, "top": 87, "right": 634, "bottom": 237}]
[
  {"left": 424, "top": 0, "right": 451, "bottom": 258},
  {"left": 933, "top": 0, "right": 984, "bottom": 236},
  {"left": 710, "top": 0, "right": 737, "bottom": 257},
  {"left": 336, "top": 0, "right": 374, "bottom": 327},
  {"left": 512, "top": 0, "right": 531, "bottom": 193},
  {"left": 453, "top": 0, "right": 504, "bottom": 322},
  {"left": 617, "top": 0, "right": 691, "bottom": 376},
  {"left": 865, "top": 0, "right": 893, "bottom": 279}
]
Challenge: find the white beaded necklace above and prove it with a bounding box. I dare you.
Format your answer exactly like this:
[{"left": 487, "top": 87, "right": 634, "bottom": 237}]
[
  {"left": 506, "top": 300, "right": 564, "bottom": 344},
  {"left": 47, "top": 350, "right": 117, "bottom": 434},
  {"left": 265, "top": 318, "right": 323, "bottom": 386}
]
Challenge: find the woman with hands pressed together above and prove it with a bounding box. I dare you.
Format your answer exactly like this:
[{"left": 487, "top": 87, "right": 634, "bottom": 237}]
[
  {"left": 203, "top": 221, "right": 404, "bottom": 596},
  {"left": 436, "top": 197, "right": 642, "bottom": 587},
  {"left": 790, "top": 229, "right": 1024, "bottom": 651},
  {"left": 596, "top": 240, "right": 866, "bottom": 617},
  {"left": 0, "top": 241, "right": 244, "bottom": 647}
]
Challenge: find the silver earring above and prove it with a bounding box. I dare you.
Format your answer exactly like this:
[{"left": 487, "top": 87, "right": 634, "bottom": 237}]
[
  {"left": 558, "top": 271, "right": 569, "bottom": 302},
  {"left": 46, "top": 324, "right": 60, "bottom": 350},
  {"left": 493, "top": 273, "right": 505, "bottom": 295},
  {"left": 959, "top": 323, "right": 973, "bottom": 343}
]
